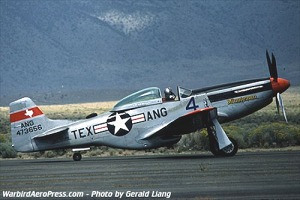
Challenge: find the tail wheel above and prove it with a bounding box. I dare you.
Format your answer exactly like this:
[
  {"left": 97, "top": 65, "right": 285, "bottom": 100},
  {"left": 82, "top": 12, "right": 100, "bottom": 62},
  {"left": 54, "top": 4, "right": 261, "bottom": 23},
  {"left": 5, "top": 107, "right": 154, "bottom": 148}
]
[
  {"left": 209, "top": 136, "right": 238, "bottom": 157},
  {"left": 73, "top": 152, "right": 82, "bottom": 161}
]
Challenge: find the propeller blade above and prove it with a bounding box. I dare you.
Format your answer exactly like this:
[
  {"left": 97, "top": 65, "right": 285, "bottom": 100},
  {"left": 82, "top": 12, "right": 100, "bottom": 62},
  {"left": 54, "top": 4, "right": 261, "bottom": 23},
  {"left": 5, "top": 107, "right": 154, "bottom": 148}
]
[
  {"left": 275, "top": 95, "right": 280, "bottom": 114},
  {"left": 276, "top": 93, "right": 288, "bottom": 123},
  {"left": 271, "top": 53, "right": 278, "bottom": 80},
  {"left": 266, "top": 50, "right": 272, "bottom": 75},
  {"left": 266, "top": 50, "right": 278, "bottom": 81}
]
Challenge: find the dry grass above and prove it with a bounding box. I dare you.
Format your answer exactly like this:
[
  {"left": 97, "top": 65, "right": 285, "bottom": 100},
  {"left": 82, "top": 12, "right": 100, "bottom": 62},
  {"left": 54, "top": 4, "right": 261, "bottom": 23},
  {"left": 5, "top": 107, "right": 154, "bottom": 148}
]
[
  {"left": 258, "top": 87, "right": 300, "bottom": 114},
  {"left": 0, "top": 101, "right": 117, "bottom": 121},
  {"left": 1, "top": 87, "right": 299, "bottom": 119},
  {"left": 38, "top": 101, "right": 117, "bottom": 119},
  {"left": 0, "top": 87, "right": 299, "bottom": 128}
]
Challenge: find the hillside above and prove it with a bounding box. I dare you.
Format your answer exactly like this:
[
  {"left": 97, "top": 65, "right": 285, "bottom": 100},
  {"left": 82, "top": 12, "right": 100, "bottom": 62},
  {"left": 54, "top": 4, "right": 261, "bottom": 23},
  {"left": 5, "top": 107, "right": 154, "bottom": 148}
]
[{"left": 1, "top": 0, "right": 299, "bottom": 106}]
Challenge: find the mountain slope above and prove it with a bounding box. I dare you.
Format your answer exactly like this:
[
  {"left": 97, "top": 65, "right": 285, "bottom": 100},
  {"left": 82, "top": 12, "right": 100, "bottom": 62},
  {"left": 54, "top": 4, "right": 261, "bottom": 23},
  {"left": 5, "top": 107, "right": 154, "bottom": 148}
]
[{"left": 0, "top": 0, "right": 299, "bottom": 105}]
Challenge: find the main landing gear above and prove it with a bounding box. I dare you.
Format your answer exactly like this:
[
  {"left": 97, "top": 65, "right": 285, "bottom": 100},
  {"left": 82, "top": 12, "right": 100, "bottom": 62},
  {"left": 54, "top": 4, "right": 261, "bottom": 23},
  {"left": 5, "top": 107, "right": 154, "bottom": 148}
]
[
  {"left": 207, "top": 126, "right": 238, "bottom": 157},
  {"left": 209, "top": 134, "right": 238, "bottom": 157}
]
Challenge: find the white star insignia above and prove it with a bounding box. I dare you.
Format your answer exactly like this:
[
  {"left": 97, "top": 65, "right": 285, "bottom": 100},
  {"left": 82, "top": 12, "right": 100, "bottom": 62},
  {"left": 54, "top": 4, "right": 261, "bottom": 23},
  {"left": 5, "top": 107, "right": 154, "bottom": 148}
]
[{"left": 108, "top": 112, "right": 130, "bottom": 134}]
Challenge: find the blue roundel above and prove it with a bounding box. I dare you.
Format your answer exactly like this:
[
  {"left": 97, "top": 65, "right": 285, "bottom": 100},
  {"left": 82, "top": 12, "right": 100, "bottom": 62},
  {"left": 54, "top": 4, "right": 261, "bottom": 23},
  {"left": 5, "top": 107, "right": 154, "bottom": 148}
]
[{"left": 106, "top": 112, "right": 132, "bottom": 136}]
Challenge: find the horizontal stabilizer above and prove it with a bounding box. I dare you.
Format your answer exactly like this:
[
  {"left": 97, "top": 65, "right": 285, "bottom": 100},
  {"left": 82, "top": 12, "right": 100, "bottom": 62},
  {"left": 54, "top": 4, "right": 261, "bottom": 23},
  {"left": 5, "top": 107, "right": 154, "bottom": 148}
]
[
  {"left": 32, "top": 126, "right": 69, "bottom": 139},
  {"left": 72, "top": 148, "right": 90, "bottom": 152}
]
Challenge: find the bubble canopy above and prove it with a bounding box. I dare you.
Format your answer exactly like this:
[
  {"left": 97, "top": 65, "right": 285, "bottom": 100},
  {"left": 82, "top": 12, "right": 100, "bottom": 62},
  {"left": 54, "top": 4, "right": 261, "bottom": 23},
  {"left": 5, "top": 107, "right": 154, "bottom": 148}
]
[{"left": 112, "top": 87, "right": 163, "bottom": 111}]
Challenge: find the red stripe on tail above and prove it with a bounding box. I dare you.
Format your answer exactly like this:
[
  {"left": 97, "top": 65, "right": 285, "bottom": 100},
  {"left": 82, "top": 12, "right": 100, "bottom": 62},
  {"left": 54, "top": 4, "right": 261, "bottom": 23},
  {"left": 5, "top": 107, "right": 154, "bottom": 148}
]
[{"left": 10, "top": 107, "right": 44, "bottom": 123}]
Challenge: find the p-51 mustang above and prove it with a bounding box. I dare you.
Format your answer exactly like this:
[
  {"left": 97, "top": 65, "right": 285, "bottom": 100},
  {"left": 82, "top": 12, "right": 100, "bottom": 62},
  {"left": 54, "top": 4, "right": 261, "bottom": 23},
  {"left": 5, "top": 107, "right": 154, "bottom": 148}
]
[{"left": 10, "top": 51, "right": 290, "bottom": 161}]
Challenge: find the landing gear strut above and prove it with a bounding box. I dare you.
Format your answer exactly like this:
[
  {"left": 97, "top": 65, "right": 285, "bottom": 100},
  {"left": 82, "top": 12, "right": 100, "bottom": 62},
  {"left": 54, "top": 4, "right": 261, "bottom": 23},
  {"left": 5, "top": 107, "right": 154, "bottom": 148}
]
[
  {"left": 207, "top": 125, "right": 238, "bottom": 157},
  {"left": 209, "top": 134, "right": 238, "bottom": 157},
  {"left": 73, "top": 152, "right": 82, "bottom": 161}
]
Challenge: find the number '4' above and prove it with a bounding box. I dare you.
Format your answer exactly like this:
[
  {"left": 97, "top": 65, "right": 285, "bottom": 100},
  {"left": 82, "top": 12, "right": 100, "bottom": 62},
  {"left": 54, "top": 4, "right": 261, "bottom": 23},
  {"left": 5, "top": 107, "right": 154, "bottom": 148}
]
[{"left": 186, "top": 97, "right": 199, "bottom": 111}]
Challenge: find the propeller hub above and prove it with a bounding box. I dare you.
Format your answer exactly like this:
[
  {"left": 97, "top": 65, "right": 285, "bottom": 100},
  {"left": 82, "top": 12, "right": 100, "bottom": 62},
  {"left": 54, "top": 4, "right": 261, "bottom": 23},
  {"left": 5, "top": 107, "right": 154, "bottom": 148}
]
[{"left": 271, "top": 77, "right": 290, "bottom": 95}]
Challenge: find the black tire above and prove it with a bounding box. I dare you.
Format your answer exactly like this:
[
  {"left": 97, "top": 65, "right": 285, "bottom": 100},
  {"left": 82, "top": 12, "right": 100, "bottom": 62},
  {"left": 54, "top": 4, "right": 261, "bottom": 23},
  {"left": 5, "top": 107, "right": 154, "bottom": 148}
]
[
  {"left": 218, "top": 137, "right": 238, "bottom": 157},
  {"left": 73, "top": 152, "right": 82, "bottom": 161},
  {"left": 209, "top": 136, "right": 238, "bottom": 157}
]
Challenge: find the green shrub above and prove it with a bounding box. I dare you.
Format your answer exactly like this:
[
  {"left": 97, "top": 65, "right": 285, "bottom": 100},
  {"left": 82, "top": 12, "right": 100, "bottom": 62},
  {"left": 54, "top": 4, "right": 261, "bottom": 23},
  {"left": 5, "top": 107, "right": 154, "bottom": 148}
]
[
  {"left": 0, "top": 143, "right": 17, "bottom": 158},
  {"left": 223, "top": 125, "right": 248, "bottom": 148},
  {"left": 177, "top": 130, "right": 209, "bottom": 151},
  {"left": 46, "top": 151, "right": 57, "bottom": 158},
  {"left": 0, "top": 134, "right": 6, "bottom": 143},
  {"left": 249, "top": 123, "right": 300, "bottom": 148}
]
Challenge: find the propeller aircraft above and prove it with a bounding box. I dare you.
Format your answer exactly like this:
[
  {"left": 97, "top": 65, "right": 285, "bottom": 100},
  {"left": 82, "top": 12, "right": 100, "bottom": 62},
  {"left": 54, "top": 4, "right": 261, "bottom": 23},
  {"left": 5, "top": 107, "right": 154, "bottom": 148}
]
[{"left": 9, "top": 51, "right": 290, "bottom": 161}]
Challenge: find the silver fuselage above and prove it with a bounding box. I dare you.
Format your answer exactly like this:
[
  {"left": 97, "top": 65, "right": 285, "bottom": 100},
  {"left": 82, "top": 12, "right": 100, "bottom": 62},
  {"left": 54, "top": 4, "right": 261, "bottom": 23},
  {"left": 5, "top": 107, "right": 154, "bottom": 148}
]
[{"left": 26, "top": 78, "right": 273, "bottom": 152}]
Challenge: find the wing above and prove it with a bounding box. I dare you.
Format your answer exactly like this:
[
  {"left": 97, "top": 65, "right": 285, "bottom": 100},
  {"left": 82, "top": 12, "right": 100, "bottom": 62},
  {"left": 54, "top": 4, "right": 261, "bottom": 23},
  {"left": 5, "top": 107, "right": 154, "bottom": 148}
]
[
  {"left": 140, "top": 105, "right": 232, "bottom": 150},
  {"left": 140, "top": 107, "right": 215, "bottom": 140}
]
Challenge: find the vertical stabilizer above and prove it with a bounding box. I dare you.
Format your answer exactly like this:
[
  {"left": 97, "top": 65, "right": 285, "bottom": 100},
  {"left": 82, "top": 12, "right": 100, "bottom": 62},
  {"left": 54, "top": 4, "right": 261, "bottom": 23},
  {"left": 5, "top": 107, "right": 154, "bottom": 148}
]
[{"left": 10, "top": 97, "right": 48, "bottom": 152}]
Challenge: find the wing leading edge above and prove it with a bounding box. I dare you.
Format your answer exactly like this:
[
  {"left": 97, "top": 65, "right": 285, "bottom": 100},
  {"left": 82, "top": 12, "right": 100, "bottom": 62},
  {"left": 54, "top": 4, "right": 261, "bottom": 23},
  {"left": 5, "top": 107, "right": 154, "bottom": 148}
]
[
  {"left": 140, "top": 106, "right": 232, "bottom": 151},
  {"left": 140, "top": 107, "right": 215, "bottom": 140}
]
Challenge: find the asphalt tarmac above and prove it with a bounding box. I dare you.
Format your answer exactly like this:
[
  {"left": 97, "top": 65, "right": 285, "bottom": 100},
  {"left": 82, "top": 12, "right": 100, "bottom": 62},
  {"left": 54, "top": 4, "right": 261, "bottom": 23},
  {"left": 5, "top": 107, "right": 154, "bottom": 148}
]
[{"left": 1, "top": 150, "right": 300, "bottom": 199}]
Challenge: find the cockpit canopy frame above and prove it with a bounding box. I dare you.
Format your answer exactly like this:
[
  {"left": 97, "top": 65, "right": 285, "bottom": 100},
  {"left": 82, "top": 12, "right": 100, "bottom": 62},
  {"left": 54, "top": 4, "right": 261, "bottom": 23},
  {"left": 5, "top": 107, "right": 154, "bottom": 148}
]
[
  {"left": 177, "top": 86, "right": 193, "bottom": 99},
  {"left": 112, "top": 87, "right": 163, "bottom": 111}
]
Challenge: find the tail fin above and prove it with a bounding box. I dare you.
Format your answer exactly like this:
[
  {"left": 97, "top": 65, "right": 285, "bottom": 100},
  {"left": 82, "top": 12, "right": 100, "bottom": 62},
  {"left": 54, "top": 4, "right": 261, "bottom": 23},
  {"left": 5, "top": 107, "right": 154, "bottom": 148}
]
[
  {"left": 10, "top": 97, "right": 52, "bottom": 152},
  {"left": 10, "top": 97, "right": 73, "bottom": 152}
]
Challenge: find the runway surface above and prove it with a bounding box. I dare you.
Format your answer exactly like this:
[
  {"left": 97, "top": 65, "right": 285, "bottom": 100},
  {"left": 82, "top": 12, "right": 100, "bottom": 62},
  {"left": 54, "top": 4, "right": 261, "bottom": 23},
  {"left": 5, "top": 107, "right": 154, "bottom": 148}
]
[{"left": 1, "top": 150, "right": 300, "bottom": 199}]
